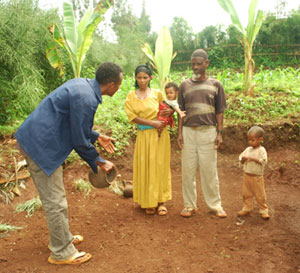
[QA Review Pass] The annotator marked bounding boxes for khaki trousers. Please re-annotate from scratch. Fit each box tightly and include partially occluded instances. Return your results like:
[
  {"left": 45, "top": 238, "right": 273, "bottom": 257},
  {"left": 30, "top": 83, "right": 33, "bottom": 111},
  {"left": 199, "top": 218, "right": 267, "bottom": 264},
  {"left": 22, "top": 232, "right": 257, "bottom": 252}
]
[
  {"left": 181, "top": 126, "right": 223, "bottom": 211},
  {"left": 26, "top": 157, "right": 77, "bottom": 261},
  {"left": 242, "top": 173, "right": 269, "bottom": 214}
]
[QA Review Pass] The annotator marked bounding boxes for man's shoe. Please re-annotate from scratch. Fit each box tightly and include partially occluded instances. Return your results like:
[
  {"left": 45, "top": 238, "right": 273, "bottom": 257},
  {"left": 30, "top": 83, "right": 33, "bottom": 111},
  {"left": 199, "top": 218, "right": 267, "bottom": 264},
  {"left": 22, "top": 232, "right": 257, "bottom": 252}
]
[
  {"left": 216, "top": 209, "right": 227, "bottom": 218},
  {"left": 237, "top": 210, "right": 250, "bottom": 217},
  {"left": 180, "top": 207, "right": 196, "bottom": 217}
]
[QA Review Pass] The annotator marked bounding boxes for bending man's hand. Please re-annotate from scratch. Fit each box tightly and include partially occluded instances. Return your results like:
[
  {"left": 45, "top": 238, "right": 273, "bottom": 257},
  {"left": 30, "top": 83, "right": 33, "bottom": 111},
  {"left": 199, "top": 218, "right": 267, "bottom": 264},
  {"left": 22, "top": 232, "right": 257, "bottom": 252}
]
[
  {"left": 97, "top": 135, "right": 115, "bottom": 154},
  {"left": 96, "top": 160, "right": 115, "bottom": 174}
]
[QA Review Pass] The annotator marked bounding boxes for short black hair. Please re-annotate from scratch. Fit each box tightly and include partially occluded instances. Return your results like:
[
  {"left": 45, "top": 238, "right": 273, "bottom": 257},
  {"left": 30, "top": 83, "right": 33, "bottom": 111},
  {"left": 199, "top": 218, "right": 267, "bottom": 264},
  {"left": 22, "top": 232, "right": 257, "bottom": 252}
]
[
  {"left": 248, "top": 126, "right": 264, "bottom": 138},
  {"left": 165, "top": 82, "right": 179, "bottom": 91},
  {"left": 95, "top": 62, "right": 122, "bottom": 85}
]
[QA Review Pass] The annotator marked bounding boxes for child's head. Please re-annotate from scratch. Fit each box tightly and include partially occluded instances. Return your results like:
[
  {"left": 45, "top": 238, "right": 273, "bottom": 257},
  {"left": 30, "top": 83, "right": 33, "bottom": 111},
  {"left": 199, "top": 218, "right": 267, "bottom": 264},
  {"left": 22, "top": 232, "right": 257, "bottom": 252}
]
[
  {"left": 247, "top": 126, "right": 264, "bottom": 148},
  {"left": 165, "top": 82, "right": 179, "bottom": 101}
]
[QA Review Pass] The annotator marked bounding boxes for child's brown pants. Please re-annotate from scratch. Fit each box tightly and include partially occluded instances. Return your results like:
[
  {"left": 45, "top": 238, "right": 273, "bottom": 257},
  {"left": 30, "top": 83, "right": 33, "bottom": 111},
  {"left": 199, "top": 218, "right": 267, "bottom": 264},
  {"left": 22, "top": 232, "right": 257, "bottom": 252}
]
[{"left": 242, "top": 173, "right": 269, "bottom": 214}]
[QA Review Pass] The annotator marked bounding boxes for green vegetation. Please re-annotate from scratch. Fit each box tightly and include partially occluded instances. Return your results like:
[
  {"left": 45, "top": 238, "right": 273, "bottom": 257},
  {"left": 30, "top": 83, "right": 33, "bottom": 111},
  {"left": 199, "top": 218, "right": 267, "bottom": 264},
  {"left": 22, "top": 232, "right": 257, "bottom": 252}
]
[
  {"left": 142, "top": 26, "right": 176, "bottom": 92},
  {"left": 15, "top": 197, "right": 43, "bottom": 217},
  {"left": 93, "top": 67, "right": 300, "bottom": 154},
  {"left": 0, "top": 0, "right": 299, "bottom": 164},
  {"left": 46, "top": 0, "right": 113, "bottom": 78},
  {"left": 73, "top": 179, "right": 93, "bottom": 196},
  {"left": 217, "top": 0, "right": 264, "bottom": 96},
  {"left": 0, "top": 223, "right": 22, "bottom": 236},
  {"left": 0, "top": 0, "right": 61, "bottom": 126}
]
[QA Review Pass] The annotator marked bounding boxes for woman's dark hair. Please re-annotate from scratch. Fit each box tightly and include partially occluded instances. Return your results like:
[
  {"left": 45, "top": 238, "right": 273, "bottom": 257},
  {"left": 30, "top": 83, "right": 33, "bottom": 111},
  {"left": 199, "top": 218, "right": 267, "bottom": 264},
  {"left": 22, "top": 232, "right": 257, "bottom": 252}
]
[
  {"left": 134, "top": 64, "right": 152, "bottom": 88},
  {"left": 165, "top": 82, "right": 179, "bottom": 91},
  {"left": 95, "top": 62, "right": 122, "bottom": 85}
]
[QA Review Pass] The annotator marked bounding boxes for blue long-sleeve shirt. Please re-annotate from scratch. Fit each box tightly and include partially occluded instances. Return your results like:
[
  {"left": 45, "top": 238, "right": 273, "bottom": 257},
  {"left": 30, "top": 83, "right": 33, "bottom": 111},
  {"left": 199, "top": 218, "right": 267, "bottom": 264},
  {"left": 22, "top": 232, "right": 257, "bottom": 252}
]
[{"left": 15, "top": 78, "right": 106, "bottom": 176}]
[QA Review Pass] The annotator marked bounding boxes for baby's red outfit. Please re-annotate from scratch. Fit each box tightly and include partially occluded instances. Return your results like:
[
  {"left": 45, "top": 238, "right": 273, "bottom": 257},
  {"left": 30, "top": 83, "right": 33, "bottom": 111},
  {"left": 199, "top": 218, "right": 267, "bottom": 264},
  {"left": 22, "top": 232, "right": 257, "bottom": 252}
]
[{"left": 157, "top": 101, "right": 174, "bottom": 128}]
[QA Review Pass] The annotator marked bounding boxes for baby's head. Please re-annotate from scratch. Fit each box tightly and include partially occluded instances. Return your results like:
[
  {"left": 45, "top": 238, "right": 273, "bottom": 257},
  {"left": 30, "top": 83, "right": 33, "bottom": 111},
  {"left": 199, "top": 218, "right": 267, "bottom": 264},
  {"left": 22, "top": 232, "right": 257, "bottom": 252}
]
[
  {"left": 247, "top": 126, "right": 264, "bottom": 148},
  {"left": 165, "top": 82, "right": 179, "bottom": 101}
]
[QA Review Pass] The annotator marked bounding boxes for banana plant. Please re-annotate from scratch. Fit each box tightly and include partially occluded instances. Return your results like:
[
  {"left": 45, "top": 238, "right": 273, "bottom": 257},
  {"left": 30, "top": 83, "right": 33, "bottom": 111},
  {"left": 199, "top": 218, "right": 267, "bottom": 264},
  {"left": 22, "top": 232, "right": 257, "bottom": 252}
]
[
  {"left": 217, "top": 0, "right": 264, "bottom": 96},
  {"left": 46, "top": 0, "right": 114, "bottom": 78},
  {"left": 142, "top": 26, "right": 177, "bottom": 93}
]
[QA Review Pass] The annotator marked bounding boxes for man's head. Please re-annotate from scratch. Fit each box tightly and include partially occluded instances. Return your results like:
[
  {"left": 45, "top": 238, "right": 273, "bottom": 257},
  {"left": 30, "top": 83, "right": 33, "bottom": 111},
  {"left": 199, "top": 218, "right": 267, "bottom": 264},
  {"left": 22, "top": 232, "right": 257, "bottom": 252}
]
[
  {"left": 96, "top": 62, "right": 123, "bottom": 96},
  {"left": 191, "top": 49, "right": 209, "bottom": 80}
]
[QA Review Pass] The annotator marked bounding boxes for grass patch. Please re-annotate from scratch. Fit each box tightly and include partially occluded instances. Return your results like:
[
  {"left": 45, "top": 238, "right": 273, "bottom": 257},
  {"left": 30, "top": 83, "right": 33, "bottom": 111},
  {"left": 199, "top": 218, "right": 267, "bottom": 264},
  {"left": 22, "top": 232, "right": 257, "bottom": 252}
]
[
  {"left": 0, "top": 223, "right": 22, "bottom": 238},
  {"left": 15, "top": 197, "right": 42, "bottom": 217},
  {"left": 73, "top": 179, "right": 93, "bottom": 196},
  {"left": 0, "top": 223, "right": 22, "bottom": 232}
]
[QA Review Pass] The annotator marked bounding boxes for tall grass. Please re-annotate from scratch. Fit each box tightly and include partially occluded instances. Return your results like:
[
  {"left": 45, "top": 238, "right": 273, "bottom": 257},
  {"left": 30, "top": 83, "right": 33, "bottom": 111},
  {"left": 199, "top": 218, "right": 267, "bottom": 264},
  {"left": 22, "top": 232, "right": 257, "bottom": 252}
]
[{"left": 0, "top": 0, "right": 61, "bottom": 126}]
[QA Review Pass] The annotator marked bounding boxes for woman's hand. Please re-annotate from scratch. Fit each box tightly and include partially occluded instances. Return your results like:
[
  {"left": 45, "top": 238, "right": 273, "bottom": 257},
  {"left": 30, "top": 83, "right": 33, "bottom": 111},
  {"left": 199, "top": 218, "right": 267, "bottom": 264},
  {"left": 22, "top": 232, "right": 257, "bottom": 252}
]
[
  {"left": 97, "top": 135, "right": 116, "bottom": 154},
  {"left": 151, "top": 120, "right": 165, "bottom": 130},
  {"left": 159, "top": 107, "right": 174, "bottom": 118}
]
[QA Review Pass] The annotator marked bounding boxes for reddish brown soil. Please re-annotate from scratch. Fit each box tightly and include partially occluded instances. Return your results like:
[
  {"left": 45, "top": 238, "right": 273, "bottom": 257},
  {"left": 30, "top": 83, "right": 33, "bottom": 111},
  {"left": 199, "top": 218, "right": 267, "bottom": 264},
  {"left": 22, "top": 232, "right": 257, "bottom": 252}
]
[{"left": 0, "top": 125, "right": 300, "bottom": 273}]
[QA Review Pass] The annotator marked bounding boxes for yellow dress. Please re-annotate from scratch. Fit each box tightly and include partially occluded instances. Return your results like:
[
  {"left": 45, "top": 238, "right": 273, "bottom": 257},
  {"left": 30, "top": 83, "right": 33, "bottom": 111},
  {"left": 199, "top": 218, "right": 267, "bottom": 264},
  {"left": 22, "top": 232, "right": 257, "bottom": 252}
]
[{"left": 125, "top": 89, "right": 172, "bottom": 208}]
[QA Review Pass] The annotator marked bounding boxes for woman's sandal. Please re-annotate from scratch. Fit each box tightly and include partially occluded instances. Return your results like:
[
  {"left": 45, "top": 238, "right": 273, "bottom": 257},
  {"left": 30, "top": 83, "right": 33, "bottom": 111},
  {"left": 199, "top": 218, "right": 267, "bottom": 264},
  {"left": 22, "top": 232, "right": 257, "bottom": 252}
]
[
  {"left": 145, "top": 208, "right": 156, "bottom": 215},
  {"left": 48, "top": 251, "right": 92, "bottom": 265},
  {"left": 180, "top": 207, "right": 196, "bottom": 218},
  {"left": 157, "top": 205, "right": 168, "bottom": 216}
]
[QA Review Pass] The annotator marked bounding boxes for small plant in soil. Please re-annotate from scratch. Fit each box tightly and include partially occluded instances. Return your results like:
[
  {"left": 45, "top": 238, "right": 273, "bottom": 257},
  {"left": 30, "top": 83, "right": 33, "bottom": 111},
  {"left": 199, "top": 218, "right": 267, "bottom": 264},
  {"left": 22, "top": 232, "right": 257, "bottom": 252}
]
[
  {"left": 73, "top": 179, "right": 93, "bottom": 196},
  {"left": 15, "top": 197, "right": 42, "bottom": 217},
  {"left": 0, "top": 223, "right": 22, "bottom": 238}
]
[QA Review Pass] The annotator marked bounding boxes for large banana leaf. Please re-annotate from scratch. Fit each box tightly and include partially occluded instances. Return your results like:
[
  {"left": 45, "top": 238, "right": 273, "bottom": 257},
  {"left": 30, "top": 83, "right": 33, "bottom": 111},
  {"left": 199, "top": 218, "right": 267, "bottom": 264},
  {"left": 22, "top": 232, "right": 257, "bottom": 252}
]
[
  {"left": 217, "top": 0, "right": 264, "bottom": 95},
  {"left": 46, "top": 0, "right": 113, "bottom": 78},
  {"left": 46, "top": 24, "right": 66, "bottom": 77},
  {"left": 76, "top": 0, "right": 113, "bottom": 76},
  {"left": 63, "top": 2, "right": 78, "bottom": 56},
  {"left": 155, "top": 27, "right": 173, "bottom": 91},
  {"left": 141, "top": 43, "right": 156, "bottom": 68},
  {"left": 247, "top": 9, "right": 264, "bottom": 47},
  {"left": 141, "top": 26, "right": 176, "bottom": 92},
  {"left": 217, "top": 0, "right": 244, "bottom": 34}
]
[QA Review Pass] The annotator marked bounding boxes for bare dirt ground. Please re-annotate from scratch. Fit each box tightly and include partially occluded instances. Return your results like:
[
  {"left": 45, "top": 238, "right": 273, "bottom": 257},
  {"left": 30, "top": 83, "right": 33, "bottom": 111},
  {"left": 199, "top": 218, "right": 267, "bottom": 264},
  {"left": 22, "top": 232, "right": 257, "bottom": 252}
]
[{"left": 0, "top": 124, "right": 299, "bottom": 273}]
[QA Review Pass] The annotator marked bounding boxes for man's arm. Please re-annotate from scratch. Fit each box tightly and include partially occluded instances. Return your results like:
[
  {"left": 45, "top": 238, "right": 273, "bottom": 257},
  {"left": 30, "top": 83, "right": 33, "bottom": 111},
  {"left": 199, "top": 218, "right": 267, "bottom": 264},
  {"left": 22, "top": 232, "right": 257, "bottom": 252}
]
[
  {"left": 177, "top": 113, "right": 184, "bottom": 149},
  {"left": 177, "top": 84, "right": 185, "bottom": 149}
]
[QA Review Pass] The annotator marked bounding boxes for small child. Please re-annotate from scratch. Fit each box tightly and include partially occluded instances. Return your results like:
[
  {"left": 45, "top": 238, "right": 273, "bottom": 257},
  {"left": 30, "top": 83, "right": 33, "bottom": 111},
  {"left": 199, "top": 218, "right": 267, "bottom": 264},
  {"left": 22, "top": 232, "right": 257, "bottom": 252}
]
[
  {"left": 237, "top": 126, "right": 270, "bottom": 220},
  {"left": 157, "top": 82, "right": 186, "bottom": 130}
]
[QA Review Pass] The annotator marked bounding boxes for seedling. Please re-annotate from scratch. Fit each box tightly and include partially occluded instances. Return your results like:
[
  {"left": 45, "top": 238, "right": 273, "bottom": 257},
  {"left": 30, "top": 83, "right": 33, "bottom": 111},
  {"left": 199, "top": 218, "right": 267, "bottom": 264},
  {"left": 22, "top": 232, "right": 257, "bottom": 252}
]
[
  {"left": 73, "top": 179, "right": 93, "bottom": 196},
  {"left": 15, "top": 197, "right": 42, "bottom": 217}
]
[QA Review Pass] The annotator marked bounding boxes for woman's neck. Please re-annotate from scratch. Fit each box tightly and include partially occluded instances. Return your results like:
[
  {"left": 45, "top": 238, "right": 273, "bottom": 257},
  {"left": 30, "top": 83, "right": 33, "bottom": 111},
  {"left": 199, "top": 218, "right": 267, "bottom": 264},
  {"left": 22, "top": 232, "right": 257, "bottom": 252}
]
[
  {"left": 138, "top": 87, "right": 149, "bottom": 92},
  {"left": 136, "top": 87, "right": 150, "bottom": 99}
]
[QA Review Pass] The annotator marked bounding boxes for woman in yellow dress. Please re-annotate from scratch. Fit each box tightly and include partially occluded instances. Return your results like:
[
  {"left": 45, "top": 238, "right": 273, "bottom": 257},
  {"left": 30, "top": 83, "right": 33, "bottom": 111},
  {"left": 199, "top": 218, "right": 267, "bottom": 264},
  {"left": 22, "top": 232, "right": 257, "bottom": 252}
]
[{"left": 125, "top": 64, "right": 172, "bottom": 215}]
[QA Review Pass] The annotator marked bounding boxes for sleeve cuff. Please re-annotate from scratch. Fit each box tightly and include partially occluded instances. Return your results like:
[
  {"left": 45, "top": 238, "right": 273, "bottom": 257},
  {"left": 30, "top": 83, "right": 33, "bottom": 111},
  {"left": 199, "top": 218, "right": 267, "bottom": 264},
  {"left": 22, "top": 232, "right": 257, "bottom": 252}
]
[
  {"left": 90, "top": 131, "right": 100, "bottom": 144},
  {"left": 90, "top": 156, "right": 106, "bottom": 173}
]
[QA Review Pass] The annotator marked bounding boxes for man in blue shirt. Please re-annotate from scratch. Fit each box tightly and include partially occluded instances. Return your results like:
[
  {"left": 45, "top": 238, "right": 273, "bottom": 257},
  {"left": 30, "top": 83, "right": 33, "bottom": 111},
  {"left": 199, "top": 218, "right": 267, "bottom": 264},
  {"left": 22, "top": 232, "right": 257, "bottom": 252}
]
[{"left": 15, "top": 62, "right": 123, "bottom": 265}]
